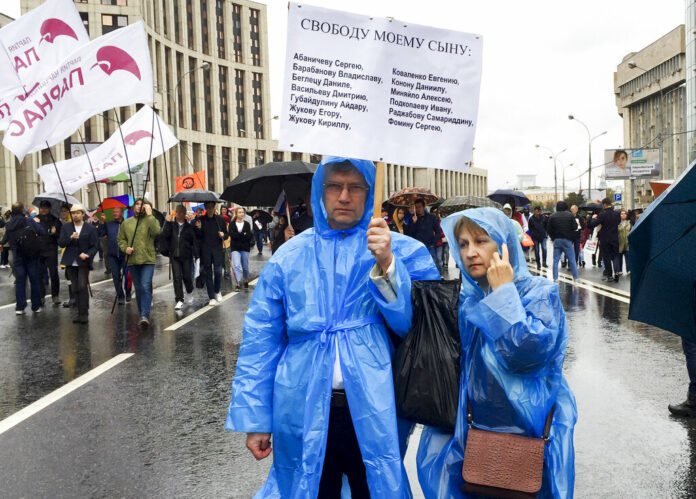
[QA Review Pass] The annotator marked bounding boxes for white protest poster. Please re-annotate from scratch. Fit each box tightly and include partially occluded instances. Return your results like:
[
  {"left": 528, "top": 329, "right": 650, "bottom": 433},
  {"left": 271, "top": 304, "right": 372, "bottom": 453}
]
[
  {"left": 0, "top": 0, "right": 90, "bottom": 131},
  {"left": 2, "top": 21, "right": 153, "bottom": 161},
  {"left": 37, "top": 106, "right": 177, "bottom": 194},
  {"left": 279, "top": 3, "right": 482, "bottom": 171}
]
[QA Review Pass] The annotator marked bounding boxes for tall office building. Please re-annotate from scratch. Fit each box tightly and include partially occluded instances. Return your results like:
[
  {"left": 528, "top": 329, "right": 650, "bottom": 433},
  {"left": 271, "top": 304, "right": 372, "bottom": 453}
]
[{"left": 0, "top": 1, "right": 487, "bottom": 209}]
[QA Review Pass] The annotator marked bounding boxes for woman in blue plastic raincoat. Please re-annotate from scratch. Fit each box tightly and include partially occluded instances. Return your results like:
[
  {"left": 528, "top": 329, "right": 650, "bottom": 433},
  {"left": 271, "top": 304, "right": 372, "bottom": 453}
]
[
  {"left": 226, "top": 157, "right": 439, "bottom": 498},
  {"left": 417, "top": 207, "right": 577, "bottom": 498}
]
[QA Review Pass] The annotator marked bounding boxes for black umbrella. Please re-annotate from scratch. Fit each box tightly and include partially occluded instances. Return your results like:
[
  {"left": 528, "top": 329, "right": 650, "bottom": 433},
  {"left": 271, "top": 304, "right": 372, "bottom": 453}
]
[
  {"left": 249, "top": 209, "right": 273, "bottom": 224},
  {"left": 33, "top": 192, "right": 81, "bottom": 218},
  {"left": 487, "top": 189, "right": 531, "bottom": 207},
  {"left": 220, "top": 160, "right": 317, "bottom": 207},
  {"left": 579, "top": 202, "right": 602, "bottom": 211},
  {"left": 168, "top": 189, "right": 221, "bottom": 203}
]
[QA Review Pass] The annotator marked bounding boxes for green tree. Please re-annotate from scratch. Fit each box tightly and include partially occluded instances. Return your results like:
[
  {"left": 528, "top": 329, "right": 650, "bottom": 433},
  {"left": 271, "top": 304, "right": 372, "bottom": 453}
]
[
  {"left": 543, "top": 200, "right": 556, "bottom": 212},
  {"left": 604, "top": 188, "right": 615, "bottom": 203},
  {"left": 564, "top": 191, "right": 586, "bottom": 208}
]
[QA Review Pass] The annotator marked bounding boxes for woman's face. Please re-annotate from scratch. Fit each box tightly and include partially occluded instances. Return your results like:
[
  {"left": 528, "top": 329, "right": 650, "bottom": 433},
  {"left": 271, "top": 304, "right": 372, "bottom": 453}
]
[
  {"left": 620, "top": 210, "right": 627, "bottom": 221},
  {"left": 457, "top": 227, "right": 499, "bottom": 280},
  {"left": 615, "top": 153, "right": 628, "bottom": 169},
  {"left": 236, "top": 208, "right": 245, "bottom": 221},
  {"left": 396, "top": 208, "right": 404, "bottom": 222}
]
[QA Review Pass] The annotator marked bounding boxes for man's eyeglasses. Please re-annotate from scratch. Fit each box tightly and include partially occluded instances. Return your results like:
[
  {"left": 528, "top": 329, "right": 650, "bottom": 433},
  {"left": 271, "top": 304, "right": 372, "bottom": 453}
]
[{"left": 323, "top": 182, "right": 369, "bottom": 197}]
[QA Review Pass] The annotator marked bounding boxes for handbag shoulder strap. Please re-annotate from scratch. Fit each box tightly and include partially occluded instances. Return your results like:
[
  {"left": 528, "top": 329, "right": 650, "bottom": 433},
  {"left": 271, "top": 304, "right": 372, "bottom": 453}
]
[{"left": 467, "top": 397, "right": 555, "bottom": 443}]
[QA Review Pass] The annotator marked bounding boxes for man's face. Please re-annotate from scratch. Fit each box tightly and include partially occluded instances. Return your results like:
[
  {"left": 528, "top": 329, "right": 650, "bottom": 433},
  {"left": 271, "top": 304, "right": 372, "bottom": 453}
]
[
  {"left": 415, "top": 202, "right": 425, "bottom": 216},
  {"left": 112, "top": 207, "right": 123, "bottom": 220},
  {"left": 570, "top": 205, "right": 578, "bottom": 216},
  {"left": 175, "top": 207, "right": 186, "bottom": 220},
  {"left": 534, "top": 208, "right": 541, "bottom": 216},
  {"left": 39, "top": 205, "right": 50, "bottom": 216},
  {"left": 204, "top": 202, "right": 216, "bottom": 215},
  {"left": 323, "top": 168, "right": 368, "bottom": 230},
  {"left": 61, "top": 208, "right": 70, "bottom": 220},
  {"left": 71, "top": 210, "right": 84, "bottom": 223}
]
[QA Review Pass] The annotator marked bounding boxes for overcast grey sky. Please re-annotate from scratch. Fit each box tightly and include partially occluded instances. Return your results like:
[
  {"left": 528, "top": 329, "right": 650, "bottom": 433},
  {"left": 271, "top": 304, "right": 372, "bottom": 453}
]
[{"left": 1, "top": 0, "right": 685, "bottom": 191}]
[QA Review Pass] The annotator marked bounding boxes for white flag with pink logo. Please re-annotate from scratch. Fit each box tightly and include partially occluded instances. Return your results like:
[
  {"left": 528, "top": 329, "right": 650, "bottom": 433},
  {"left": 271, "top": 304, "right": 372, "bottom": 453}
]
[
  {"left": 2, "top": 20, "right": 153, "bottom": 161},
  {"left": 0, "top": 0, "right": 90, "bottom": 131},
  {"left": 37, "top": 105, "right": 177, "bottom": 194}
]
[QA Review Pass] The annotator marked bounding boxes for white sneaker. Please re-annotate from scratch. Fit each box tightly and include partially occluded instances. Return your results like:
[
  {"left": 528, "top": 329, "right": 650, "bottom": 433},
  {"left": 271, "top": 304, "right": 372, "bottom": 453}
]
[
  {"left": 174, "top": 301, "right": 184, "bottom": 310},
  {"left": 15, "top": 309, "right": 25, "bottom": 315},
  {"left": 209, "top": 299, "right": 217, "bottom": 306},
  {"left": 215, "top": 292, "right": 223, "bottom": 302},
  {"left": 33, "top": 307, "right": 42, "bottom": 313},
  {"left": 186, "top": 295, "right": 194, "bottom": 304}
]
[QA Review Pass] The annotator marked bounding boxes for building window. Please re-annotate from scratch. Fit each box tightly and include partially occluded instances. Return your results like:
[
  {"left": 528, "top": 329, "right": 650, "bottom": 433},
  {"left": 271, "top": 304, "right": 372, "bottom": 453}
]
[
  {"left": 173, "top": 0, "right": 181, "bottom": 44},
  {"left": 310, "top": 154, "right": 322, "bottom": 164},
  {"left": 176, "top": 52, "right": 184, "bottom": 125},
  {"left": 101, "top": 14, "right": 127, "bottom": 34},
  {"left": 152, "top": 0, "right": 160, "bottom": 32},
  {"left": 238, "top": 148, "right": 248, "bottom": 171},
  {"left": 232, "top": 3, "right": 243, "bottom": 63},
  {"left": 186, "top": 1, "right": 194, "bottom": 50},
  {"left": 79, "top": 12, "right": 89, "bottom": 36},
  {"left": 201, "top": 0, "right": 210, "bottom": 55},
  {"left": 165, "top": 47, "right": 173, "bottom": 119},
  {"left": 252, "top": 72, "right": 263, "bottom": 139},
  {"left": 193, "top": 142, "right": 201, "bottom": 172},
  {"left": 235, "top": 69, "right": 246, "bottom": 137},
  {"left": 222, "top": 146, "right": 231, "bottom": 184},
  {"left": 189, "top": 57, "right": 198, "bottom": 131},
  {"left": 291, "top": 152, "right": 302, "bottom": 161},
  {"left": 255, "top": 150, "right": 265, "bottom": 166},
  {"left": 162, "top": 0, "right": 168, "bottom": 36},
  {"left": 103, "top": 111, "right": 111, "bottom": 139},
  {"left": 273, "top": 151, "right": 284, "bottom": 162},
  {"left": 204, "top": 65, "right": 212, "bottom": 133},
  {"left": 216, "top": 0, "right": 225, "bottom": 59},
  {"left": 207, "top": 145, "right": 215, "bottom": 191},
  {"left": 75, "top": 0, "right": 88, "bottom": 3},
  {"left": 219, "top": 66, "right": 229, "bottom": 135},
  {"left": 101, "top": 0, "right": 127, "bottom": 5},
  {"left": 249, "top": 8, "right": 261, "bottom": 66}
]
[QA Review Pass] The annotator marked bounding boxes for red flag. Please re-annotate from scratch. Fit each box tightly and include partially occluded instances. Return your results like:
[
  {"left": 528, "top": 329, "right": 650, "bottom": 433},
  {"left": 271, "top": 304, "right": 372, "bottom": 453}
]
[{"left": 176, "top": 170, "right": 206, "bottom": 192}]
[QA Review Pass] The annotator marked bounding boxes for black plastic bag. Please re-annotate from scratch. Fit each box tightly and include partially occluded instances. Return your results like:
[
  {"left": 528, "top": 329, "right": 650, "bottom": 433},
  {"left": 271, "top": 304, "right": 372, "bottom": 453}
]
[{"left": 393, "top": 278, "right": 461, "bottom": 431}]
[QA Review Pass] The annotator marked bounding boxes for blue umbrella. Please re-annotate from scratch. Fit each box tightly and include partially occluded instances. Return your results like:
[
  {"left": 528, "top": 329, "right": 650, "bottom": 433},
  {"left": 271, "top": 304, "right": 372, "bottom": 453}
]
[{"left": 628, "top": 160, "right": 696, "bottom": 341}]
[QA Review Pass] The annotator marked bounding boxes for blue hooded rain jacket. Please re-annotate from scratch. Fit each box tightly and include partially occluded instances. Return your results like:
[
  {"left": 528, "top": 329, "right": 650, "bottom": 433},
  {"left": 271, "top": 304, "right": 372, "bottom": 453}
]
[
  {"left": 226, "top": 157, "right": 439, "bottom": 498},
  {"left": 416, "top": 207, "right": 577, "bottom": 498}
]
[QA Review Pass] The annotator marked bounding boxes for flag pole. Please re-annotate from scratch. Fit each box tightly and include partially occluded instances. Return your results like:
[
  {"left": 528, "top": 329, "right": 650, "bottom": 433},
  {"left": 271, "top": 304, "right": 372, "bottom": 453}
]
[
  {"left": 76, "top": 128, "right": 104, "bottom": 210},
  {"left": 373, "top": 161, "right": 385, "bottom": 218}
]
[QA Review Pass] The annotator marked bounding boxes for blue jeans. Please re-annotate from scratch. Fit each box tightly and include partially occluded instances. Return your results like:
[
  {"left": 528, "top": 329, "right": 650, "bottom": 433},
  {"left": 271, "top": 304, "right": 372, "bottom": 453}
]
[
  {"left": 232, "top": 251, "right": 250, "bottom": 281},
  {"left": 109, "top": 254, "right": 130, "bottom": 298},
  {"left": 683, "top": 338, "right": 696, "bottom": 396},
  {"left": 128, "top": 264, "right": 154, "bottom": 318},
  {"left": 13, "top": 252, "right": 43, "bottom": 311},
  {"left": 533, "top": 237, "right": 547, "bottom": 267},
  {"left": 428, "top": 246, "right": 443, "bottom": 274},
  {"left": 553, "top": 239, "right": 578, "bottom": 280},
  {"left": 255, "top": 231, "right": 265, "bottom": 253}
]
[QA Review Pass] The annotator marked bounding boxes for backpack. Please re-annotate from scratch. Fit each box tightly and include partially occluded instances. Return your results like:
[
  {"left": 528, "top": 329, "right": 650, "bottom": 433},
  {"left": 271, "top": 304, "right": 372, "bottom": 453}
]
[{"left": 15, "top": 224, "right": 42, "bottom": 258}]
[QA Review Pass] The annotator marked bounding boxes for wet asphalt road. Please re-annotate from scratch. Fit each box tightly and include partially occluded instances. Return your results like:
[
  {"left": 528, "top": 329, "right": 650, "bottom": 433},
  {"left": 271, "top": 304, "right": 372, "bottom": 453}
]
[{"left": 0, "top": 250, "right": 694, "bottom": 498}]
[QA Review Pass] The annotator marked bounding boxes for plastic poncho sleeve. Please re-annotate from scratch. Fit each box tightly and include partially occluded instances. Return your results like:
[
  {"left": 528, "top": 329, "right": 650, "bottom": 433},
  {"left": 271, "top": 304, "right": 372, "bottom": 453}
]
[
  {"left": 226, "top": 260, "right": 288, "bottom": 433},
  {"left": 368, "top": 256, "right": 413, "bottom": 337},
  {"left": 466, "top": 281, "right": 564, "bottom": 374}
]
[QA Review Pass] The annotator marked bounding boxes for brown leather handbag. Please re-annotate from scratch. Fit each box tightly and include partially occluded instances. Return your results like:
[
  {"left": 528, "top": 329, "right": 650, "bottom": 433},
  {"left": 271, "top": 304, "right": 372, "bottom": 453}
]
[{"left": 461, "top": 399, "right": 555, "bottom": 498}]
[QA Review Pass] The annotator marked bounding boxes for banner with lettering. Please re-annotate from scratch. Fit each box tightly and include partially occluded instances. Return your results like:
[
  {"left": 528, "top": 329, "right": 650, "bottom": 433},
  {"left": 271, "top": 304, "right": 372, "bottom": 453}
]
[
  {"left": 0, "top": 0, "right": 90, "bottom": 131},
  {"left": 279, "top": 3, "right": 482, "bottom": 171},
  {"left": 37, "top": 105, "right": 176, "bottom": 193},
  {"left": 2, "top": 20, "right": 153, "bottom": 161}
]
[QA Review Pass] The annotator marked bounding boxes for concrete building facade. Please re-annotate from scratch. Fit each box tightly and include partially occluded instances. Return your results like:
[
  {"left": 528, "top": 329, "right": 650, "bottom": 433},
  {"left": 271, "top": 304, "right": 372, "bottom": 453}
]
[
  {"left": 0, "top": 1, "right": 487, "bottom": 210},
  {"left": 614, "top": 25, "right": 687, "bottom": 208}
]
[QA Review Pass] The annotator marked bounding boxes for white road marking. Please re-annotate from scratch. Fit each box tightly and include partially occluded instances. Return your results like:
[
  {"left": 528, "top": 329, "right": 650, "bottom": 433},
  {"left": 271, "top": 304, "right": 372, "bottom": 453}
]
[
  {"left": 163, "top": 278, "right": 258, "bottom": 332},
  {"left": 0, "top": 276, "right": 113, "bottom": 311},
  {"left": 0, "top": 353, "right": 134, "bottom": 436},
  {"left": 529, "top": 267, "right": 631, "bottom": 304}
]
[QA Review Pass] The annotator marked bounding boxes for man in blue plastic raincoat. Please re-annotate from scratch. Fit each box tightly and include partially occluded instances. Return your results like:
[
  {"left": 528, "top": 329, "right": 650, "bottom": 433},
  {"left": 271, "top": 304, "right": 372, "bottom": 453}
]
[
  {"left": 226, "top": 157, "right": 439, "bottom": 498},
  {"left": 416, "top": 208, "right": 577, "bottom": 498}
]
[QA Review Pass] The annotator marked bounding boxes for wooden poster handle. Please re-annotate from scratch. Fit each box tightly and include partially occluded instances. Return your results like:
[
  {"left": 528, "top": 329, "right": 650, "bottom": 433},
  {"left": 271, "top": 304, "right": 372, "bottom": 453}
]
[{"left": 373, "top": 161, "right": 385, "bottom": 218}]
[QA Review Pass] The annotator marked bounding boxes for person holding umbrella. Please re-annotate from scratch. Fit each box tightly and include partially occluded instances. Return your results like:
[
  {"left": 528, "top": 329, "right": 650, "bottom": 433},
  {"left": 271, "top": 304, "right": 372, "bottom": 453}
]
[
  {"left": 229, "top": 207, "right": 253, "bottom": 290},
  {"left": 195, "top": 201, "right": 229, "bottom": 305},
  {"left": 58, "top": 204, "right": 98, "bottom": 324},
  {"left": 99, "top": 206, "right": 131, "bottom": 304}
]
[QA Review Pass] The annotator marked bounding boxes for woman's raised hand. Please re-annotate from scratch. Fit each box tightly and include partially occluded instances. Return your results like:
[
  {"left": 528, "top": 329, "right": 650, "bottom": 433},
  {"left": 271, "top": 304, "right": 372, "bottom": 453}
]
[{"left": 487, "top": 243, "right": 514, "bottom": 291}]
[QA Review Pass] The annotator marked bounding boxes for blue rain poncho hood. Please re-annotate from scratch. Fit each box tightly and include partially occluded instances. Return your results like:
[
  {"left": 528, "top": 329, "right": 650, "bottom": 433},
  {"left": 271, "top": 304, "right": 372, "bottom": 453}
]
[
  {"left": 417, "top": 207, "right": 577, "bottom": 498},
  {"left": 226, "top": 156, "right": 439, "bottom": 498}
]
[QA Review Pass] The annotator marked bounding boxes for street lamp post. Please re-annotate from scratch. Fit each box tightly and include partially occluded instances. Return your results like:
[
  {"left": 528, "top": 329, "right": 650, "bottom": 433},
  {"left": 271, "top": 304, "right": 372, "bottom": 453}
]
[
  {"left": 568, "top": 115, "right": 606, "bottom": 201},
  {"left": 172, "top": 62, "right": 210, "bottom": 178},
  {"left": 535, "top": 144, "right": 566, "bottom": 203},
  {"left": 561, "top": 162, "right": 577, "bottom": 200}
]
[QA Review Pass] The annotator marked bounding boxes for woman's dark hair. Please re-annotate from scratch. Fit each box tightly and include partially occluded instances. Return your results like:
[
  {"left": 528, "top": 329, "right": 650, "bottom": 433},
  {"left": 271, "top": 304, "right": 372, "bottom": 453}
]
[{"left": 613, "top": 149, "right": 628, "bottom": 163}]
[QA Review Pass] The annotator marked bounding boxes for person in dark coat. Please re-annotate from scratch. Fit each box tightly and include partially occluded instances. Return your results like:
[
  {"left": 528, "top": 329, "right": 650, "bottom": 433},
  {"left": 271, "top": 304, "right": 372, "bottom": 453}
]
[
  {"left": 251, "top": 212, "right": 268, "bottom": 255},
  {"left": 229, "top": 206, "right": 254, "bottom": 290},
  {"left": 547, "top": 201, "right": 578, "bottom": 281},
  {"left": 162, "top": 205, "right": 198, "bottom": 309},
  {"left": 58, "top": 204, "right": 98, "bottom": 323},
  {"left": 405, "top": 198, "right": 441, "bottom": 272},
  {"left": 271, "top": 214, "right": 288, "bottom": 254},
  {"left": 589, "top": 197, "right": 621, "bottom": 282},
  {"left": 195, "top": 201, "right": 229, "bottom": 305},
  {"left": 37, "top": 200, "right": 62, "bottom": 304},
  {"left": 98, "top": 206, "right": 131, "bottom": 304},
  {"left": 528, "top": 205, "right": 548, "bottom": 270},
  {"left": 1, "top": 202, "right": 46, "bottom": 314}
]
